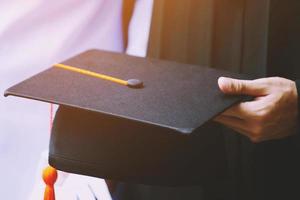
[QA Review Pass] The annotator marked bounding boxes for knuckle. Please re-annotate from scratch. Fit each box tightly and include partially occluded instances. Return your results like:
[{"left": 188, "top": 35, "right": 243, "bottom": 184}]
[
  {"left": 234, "top": 81, "right": 244, "bottom": 93},
  {"left": 228, "top": 80, "right": 237, "bottom": 92},
  {"left": 271, "top": 77, "right": 294, "bottom": 92},
  {"left": 285, "top": 82, "right": 296, "bottom": 94},
  {"left": 263, "top": 77, "right": 282, "bottom": 88}
]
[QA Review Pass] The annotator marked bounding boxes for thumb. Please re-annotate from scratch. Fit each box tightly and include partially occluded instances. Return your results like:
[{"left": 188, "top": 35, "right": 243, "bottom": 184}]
[{"left": 218, "top": 77, "right": 266, "bottom": 96}]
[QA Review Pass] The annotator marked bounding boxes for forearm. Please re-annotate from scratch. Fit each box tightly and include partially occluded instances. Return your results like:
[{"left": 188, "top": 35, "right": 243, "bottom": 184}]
[{"left": 126, "top": 0, "right": 154, "bottom": 57}]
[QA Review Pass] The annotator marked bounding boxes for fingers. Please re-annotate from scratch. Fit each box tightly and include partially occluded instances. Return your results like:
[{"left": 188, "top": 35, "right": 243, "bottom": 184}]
[
  {"left": 214, "top": 113, "right": 289, "bottom": 143},
  {"left": 214, "top": 115, "right": 263, "bottom": 143},
  {"left": 214, "top": 115, "right": 250, "bottom": 133},
  {"left": 216, "top": 77, "right": 298, "bottom": 143},
  {"left": 214, "top": 115, "right": 259, "bottom": 141},
  {"left": 220, "top": 101, "right": 257, "bottom": 119},
  {"left": 218, "top": 77, "right": 268, "bottom": 96}
]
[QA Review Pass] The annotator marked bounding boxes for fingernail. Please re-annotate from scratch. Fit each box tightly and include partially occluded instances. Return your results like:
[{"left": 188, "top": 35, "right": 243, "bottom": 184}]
[{"left": 218, "top": 77, "right": 230, "bottom": 92}]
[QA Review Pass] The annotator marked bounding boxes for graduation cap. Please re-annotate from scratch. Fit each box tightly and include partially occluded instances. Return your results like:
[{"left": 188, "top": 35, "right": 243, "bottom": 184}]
[{"left": 4, "top": 49, "right": 252, "bottom": 186}]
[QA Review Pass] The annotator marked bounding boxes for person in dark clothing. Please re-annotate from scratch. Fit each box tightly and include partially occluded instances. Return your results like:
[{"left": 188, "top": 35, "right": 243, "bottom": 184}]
[{"left": 214, "top": 77, "right": 299, "bottom": 143}]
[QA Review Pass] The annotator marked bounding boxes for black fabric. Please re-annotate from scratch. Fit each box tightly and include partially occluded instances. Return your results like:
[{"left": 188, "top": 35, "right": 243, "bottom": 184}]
[
  {"left": 266, "top": 0, "right": 300, "bottom": 80},
  {"left": 252, "top": 81, "right": 300, "bottom": 200},
  {"left": 253, "top": 137, "right": 300, "bottom": 200},
  {"left": 50, "top": 106, "right": 227, "bottom": 186},
  {"left": 5, "top": 49, "right": 251, "bottom": 134},
  {"left": 112, "top": 183, "right": 203, "bottom": 200},
  {"left": 254, "top": 1, "right": 300, "bottom": 199}
]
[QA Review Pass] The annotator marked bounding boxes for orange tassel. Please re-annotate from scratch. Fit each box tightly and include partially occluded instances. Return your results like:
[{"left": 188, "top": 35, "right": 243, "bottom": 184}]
[{"left": 43, "top": 166, "right": 57, "bottom": 200}]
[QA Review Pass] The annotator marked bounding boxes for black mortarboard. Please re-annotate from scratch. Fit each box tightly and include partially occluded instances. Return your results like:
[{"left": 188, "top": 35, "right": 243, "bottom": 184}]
[{"left": 4, "top": 49, "right": 251, "bottom": 186}]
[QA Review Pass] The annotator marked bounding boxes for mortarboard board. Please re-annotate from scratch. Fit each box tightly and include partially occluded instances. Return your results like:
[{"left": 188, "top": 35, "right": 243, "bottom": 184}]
[{"left": 4, "top": 49, "right": 252, "bottom": 186}]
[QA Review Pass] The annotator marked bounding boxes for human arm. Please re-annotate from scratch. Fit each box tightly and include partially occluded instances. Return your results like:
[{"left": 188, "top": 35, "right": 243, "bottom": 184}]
[
  {"left": 125, "top": 0, "right": 154, "bottom": 57},
  {"left": 214, "top": 77, "right": 299, "bottom": 143}
]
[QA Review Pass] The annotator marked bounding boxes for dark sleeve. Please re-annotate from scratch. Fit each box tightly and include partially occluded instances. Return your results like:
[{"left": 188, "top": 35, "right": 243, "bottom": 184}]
[
  {"left": 296, "top": 80, "right": 300, "bottom": 121},
  {"left": 293, "top": 80, "right": 300, "bottom": 148}
]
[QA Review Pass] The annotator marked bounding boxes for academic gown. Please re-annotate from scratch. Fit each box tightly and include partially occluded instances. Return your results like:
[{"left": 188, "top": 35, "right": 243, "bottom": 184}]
[
  {"left": 252, "top": 1, "right": 300, "bottom": 198},
  {"left": 251, "top": 80, "right": 300, "bottom": 200},
  {"left": 114, "top": 0, "right": 300, "bottom": 200}
]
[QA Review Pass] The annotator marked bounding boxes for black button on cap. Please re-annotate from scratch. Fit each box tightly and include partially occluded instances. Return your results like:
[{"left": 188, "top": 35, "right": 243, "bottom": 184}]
[{"left": 127, "top": 79, "right": 143, "bottom": 88}]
